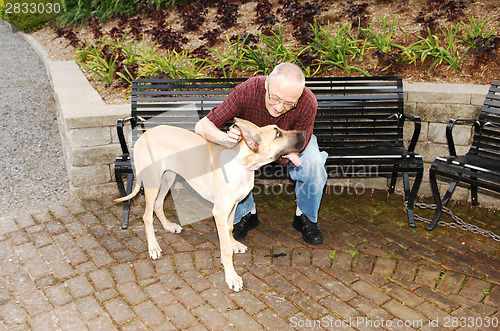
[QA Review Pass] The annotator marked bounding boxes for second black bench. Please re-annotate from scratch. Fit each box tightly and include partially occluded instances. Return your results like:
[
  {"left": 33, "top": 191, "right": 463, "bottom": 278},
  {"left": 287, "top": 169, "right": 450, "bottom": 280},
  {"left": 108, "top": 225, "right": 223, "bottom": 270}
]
[{"left": 427, "top": 81, "right": 500, "bottom": 231}]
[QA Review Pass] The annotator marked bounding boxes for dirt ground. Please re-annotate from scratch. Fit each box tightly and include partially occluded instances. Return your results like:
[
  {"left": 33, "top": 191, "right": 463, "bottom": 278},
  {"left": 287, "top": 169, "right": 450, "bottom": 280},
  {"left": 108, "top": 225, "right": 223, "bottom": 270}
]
[{"left": 30, "top": 0, "right": 500, "bottom": 104}]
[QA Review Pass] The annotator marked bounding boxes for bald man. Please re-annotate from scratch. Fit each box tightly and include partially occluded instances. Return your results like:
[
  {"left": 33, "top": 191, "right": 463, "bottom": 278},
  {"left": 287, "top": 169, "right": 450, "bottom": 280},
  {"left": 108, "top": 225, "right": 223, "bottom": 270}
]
[{"left": 195, "top": 63, "right": 327, "bottom": 244}]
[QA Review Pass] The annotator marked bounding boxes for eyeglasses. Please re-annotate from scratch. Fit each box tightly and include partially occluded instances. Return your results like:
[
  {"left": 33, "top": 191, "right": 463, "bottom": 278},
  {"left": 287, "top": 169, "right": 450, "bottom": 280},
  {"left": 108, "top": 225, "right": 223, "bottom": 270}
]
[{"left": 267, "top": 88, "right": 298, "bottom": 110}]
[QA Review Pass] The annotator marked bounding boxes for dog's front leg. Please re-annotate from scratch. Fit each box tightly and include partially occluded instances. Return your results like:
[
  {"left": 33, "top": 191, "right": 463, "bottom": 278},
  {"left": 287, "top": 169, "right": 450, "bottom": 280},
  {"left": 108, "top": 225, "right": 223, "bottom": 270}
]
[{"left": 214, "top": 206, "right": 243, "bottom": 292}]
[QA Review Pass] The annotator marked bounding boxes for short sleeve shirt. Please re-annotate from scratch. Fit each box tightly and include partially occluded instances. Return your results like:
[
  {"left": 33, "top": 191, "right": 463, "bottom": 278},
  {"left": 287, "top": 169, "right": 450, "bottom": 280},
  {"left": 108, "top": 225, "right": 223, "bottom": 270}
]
[{"left": 206, "top": 76, "right": 317, "bottom": 147}]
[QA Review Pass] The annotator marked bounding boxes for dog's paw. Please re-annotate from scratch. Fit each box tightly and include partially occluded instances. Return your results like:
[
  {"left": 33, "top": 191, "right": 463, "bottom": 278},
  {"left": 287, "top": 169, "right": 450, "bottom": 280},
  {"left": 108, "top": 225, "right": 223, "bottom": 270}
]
[
  {"left": 226, "top": 274, "right": 244, "bottom": 292},
  {"left": 232, "top": 241, "right": 248, "bottom": 254},
  {"left": 148, "top": 242, "right": 162, "bottom": 260},
  {"left": 165, "top": 223, "right": 182, "bottom": 234}
]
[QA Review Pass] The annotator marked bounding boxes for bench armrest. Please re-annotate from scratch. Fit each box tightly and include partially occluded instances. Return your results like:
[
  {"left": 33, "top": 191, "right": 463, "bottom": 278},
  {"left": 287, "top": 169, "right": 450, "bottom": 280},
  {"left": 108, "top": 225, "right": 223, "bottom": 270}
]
[
  {"left": 116, "top": 116, "right": 137, "bottom": 156},
  {"left": 446, "top": 119, "right": 480, "bottom": 156},
  {"left": 403, "top": 114, "right": 421, "bottom": 153}
]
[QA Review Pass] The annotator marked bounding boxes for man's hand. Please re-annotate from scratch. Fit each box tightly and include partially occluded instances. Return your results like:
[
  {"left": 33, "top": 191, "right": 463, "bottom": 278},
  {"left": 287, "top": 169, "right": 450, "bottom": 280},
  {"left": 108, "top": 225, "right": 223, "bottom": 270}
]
[{"left": 225, "top": 125, "right": 243, "bottom": 148}]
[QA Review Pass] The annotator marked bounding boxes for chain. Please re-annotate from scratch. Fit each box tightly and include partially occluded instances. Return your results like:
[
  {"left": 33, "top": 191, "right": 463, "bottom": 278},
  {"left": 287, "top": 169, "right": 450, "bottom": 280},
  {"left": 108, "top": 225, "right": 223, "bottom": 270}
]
[{"left": 404, "top": 202, "right": 500, "bottom": 242}]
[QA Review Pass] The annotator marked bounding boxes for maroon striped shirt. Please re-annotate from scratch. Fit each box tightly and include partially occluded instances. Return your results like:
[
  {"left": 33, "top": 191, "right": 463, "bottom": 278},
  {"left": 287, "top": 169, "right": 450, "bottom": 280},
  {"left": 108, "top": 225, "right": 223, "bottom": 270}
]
[{"left": 206, "top": 76, "right": 317, "bottom": 147}]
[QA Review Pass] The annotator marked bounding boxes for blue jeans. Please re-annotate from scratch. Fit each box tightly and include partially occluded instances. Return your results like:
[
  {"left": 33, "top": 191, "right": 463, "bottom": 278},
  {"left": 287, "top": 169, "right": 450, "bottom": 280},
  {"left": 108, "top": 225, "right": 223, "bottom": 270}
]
[{"left": 234, "top": 135, "right": 328, "bottom": 224}]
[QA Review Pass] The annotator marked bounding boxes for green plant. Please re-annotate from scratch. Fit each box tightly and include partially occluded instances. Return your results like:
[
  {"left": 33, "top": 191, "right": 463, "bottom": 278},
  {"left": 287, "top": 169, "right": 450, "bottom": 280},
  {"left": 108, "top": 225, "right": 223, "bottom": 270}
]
[
  {"left": 309, "top": 20, "right": 370, "bottom": 76},
  {"left": 207, "top": 35, "right": 247, "bottom": 78},
  {"left": 361, "top": 16, "right": 405, "bottom": 54},
  {"left": 76, "top": 38, "right": 119, "bottom": 89},
  {"left": 408, "top": 27, "right": 468, "bottom": 72},
  {"left": 459, "top": 17, "right": 500, "bottom": 48},
  {"left": 240, "top": 27, "right": 313, "bottom": 76}
]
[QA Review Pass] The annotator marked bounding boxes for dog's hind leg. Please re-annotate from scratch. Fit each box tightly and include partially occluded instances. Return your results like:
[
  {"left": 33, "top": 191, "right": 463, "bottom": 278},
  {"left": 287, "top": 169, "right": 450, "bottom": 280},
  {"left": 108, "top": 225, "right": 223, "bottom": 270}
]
[
  {"left": 143, "top": 186, "right": 163, "bottom": 260},
  {"left": 155, "top": 171, "right": 182, "bottom": 234}
]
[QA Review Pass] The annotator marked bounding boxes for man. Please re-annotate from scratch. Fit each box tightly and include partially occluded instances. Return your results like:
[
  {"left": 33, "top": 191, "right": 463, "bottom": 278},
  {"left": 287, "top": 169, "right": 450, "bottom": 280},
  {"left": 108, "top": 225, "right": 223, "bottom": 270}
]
[{"left": 195, "top": 62, "right": 327, "bottom": 244}]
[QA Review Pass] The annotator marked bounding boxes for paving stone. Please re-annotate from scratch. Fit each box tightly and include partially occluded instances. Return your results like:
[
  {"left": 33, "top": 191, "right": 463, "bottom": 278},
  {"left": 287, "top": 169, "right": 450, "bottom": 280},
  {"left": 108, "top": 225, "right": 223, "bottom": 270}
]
[
  {"left": 290, "top": 292, "right": 329, "bottom": 319},
  {"left": 65, "top": 275, "right": 94, "bottom": 299},
  {"left": 111, "top": 263, "right": 136, "bottom": 284},
  {"left": 229, "top": 290, "right": 266, "bottom": 315},
  {"left": 28, "top": 311, "right": 58, "bottom": 331},
  {"left": 191, "top": 304, "right": 230, "bottom": 330},
  {"left": 18, "top": 290, "right": 52, "bottom": 316},
  {"left": 253, "top": 308, "right": 295, "bottom": 331},
  {"left": 86, "top": 315, "right": 116, "bottom": 330},
  {"left": 459, "top": 277, "right": 492, "bottom": 302},
  {"left": 44, "top": 284, "right": 73, "bottom": 307},
  {"left": 224, "top": 308, "right": 264, "bottom": 330},
  {"left": 53, "top": 303, "right": 88, "bottom": 330},
  {"left": 348, "top": 296, "right": 393, "bottom": 321},
  {"left": 415, "top": 265, "right": 442, "bottom": 286},
  {"left": 380, "top": 282, "right": 424, "bottom": 308},
  {"left": 74, "top": 296, "right": 104, "bottom": 321},
  {"left": 260, "top": 291, "right": 299, "bottom": 318},
  {"left": 143, "top": 282, "right": 176, "bottom": 307},
  {"left": 414, "top": 286, "right": 460, "bottom": 312},
  {"left": 173, "top": 285, "right": 205, "bottom": 309},
  {"left": 436, "top": 270, "right": 466, "bottom": 295},
  {"left": 351, "top": 280, "right": 391, "bottom": 305},
  {"left": 117, "top": 282, "right": 148, "bottom": 305},
  {"left": 163, "top": 302, "right": 199, "bottom": 330},
  {"left": 133, "top": 300, "right": 168, "bottom": 327},
  {"left": 382, "top": 299, "right": 427, "bottom": 324},
  {"left": 319, "top": 295, "right": 363, "bottom": 320},
  {"left": 263, "top": 273, "right": 299, "bottom": 297},
  {"left": 103, "top": 297, "right": 136, "bottom": 325},
  {"left": 292, "top": 276, "right": 329, "bottom": 300},
  {"left": 0, "top": 301, "right": 29, "bottom": 326},
  {"left": 89, "top": 269, "right": 115, "bottom": 291}
]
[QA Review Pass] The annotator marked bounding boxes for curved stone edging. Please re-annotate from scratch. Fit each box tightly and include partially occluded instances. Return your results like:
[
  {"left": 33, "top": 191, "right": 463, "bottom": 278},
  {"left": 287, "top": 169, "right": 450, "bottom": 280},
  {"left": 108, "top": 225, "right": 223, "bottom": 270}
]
[{"left": 19, "top": 28, "right": 498, "bottom": 206}]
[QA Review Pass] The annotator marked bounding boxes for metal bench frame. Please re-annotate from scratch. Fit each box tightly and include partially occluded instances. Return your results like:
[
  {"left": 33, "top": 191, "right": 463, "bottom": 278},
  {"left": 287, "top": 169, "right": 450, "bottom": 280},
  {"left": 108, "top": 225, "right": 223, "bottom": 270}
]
[
  {"left": 115, "top": 76, "right": 423, "bottom": 229},
  {"left": 427, "top": 81, "right": 500, "bottom": 231}
]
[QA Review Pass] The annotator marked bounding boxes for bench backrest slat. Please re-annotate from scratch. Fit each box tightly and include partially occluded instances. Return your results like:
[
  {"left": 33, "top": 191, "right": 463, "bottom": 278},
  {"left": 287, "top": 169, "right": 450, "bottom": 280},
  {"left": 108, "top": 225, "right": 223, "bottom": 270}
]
[
  {"left": 130, "top": 76, "right": 405, "bottom": 152},
  {"left": 472, "top": 81, "right": 500, "bottom": 161}
]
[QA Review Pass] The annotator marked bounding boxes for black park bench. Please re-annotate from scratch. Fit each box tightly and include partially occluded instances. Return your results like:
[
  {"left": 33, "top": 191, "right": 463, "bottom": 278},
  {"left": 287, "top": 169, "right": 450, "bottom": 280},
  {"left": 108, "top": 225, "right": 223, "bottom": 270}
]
[
  {"left": 115, "top": 76, "right": 423, "bottom": 229},
  {"left": 427, "top": 81, "right": 500, "bottom": 231}
]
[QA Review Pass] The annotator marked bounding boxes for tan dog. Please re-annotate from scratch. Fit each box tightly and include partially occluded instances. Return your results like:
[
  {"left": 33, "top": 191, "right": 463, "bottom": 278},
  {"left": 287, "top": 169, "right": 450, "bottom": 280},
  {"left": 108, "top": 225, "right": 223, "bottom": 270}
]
[{"left": 115, "top": 118, "right": 306, "bottom": 291}]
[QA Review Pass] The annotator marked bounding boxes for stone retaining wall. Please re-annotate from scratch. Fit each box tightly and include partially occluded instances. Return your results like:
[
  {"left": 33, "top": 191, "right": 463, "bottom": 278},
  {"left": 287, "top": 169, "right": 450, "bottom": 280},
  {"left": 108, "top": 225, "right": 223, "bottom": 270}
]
[{"left": 43, "top": 56, "right": 498, "bottom": 206}]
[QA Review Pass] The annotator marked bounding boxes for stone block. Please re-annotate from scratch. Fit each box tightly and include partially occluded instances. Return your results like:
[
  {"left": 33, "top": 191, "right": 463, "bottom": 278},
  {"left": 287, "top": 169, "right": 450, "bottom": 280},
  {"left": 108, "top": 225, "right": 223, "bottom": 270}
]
[
  {"left": 68, "top": 127, "right": 112, "bottom": 148},
  {"left": 414, "top": 103, "right": 479, "bottom": 123},
  {"left": 71, "top": 182, "right": 120, "bottom": 200},
  {"left": 427, "top": 123, "right": 472, "bottom": 145},
  {"left": 404, "top": 121, "right": 428, "bottom": 143},
  {"left": 471, "top": 84, "right": 490, "bottom": 105},
  {"left": 68, "top": 165, "right": 111, "bottom": 188},
  {"left": 407, "top": 82, "right": 473, "bottom": 104},
  {"left": 68, "top": 144, "right": 122, "bottom": 167}
]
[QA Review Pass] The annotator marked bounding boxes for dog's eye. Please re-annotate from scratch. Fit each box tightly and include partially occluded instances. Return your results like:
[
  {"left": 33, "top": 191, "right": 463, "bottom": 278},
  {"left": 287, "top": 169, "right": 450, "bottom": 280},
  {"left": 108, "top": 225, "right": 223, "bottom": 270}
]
[{"left": 275, "top": 129, "right": 282, "bottom": 138}]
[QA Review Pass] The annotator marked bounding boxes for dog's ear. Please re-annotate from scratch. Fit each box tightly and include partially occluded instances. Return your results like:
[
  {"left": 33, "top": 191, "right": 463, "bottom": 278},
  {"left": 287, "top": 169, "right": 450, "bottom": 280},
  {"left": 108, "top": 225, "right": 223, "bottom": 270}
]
[{"left": 233, "top": 118, "right": 261, "bottom": 153}]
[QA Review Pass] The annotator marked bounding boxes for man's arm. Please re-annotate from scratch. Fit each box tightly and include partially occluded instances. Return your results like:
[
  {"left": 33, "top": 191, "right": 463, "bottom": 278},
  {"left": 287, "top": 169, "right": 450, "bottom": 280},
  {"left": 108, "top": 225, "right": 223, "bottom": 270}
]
[{"left": 195, "top": 116, "right": 242, "bottom": 148}]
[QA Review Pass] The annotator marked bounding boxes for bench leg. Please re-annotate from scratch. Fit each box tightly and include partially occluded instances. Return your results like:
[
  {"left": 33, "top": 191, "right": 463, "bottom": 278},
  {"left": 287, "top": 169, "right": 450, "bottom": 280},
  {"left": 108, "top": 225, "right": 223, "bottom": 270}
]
[
  {"left": 389, "top": 168, "right": 398, "bottom": 194},
  {"left": 471, "top": 176, "right": 479, "bottom": 206},
  {"left": 403, "top": 166, "right": 423, "bottom": 229},
  {"left": 427, "top": 166, "right": 459, "bottom": 231},
  {"left": 121, "top": 173, "right": 134, "bottom": 229},
  {"left": 115, "top": 168, "right": 127, "bottom": 198}
]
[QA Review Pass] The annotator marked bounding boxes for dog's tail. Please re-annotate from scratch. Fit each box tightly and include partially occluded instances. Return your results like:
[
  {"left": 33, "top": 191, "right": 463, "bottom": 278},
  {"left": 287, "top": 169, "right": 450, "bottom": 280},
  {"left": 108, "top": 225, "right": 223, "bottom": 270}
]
[{"left": 114, "top": 179, "right": 141, "bottom": 203}]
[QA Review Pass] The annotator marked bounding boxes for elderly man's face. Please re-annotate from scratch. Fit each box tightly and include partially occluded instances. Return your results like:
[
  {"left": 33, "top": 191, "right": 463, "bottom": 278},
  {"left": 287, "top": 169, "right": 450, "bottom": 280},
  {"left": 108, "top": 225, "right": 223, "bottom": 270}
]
[{"left": 265, "top": 76, "right": 303, "bottom": 118}]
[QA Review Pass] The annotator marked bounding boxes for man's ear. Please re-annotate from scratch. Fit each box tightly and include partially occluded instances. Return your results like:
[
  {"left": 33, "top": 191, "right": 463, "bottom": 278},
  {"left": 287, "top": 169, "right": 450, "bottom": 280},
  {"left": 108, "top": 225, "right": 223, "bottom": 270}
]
[{"left": 233, "top": 118, "right": 261, "bottom": 153}]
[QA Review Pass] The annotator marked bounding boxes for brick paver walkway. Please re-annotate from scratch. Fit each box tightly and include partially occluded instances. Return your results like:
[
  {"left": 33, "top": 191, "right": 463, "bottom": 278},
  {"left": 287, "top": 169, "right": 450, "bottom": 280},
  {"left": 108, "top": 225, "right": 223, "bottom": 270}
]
[{"left": 0, "top": 188, "right": 498, "bottom": 330}]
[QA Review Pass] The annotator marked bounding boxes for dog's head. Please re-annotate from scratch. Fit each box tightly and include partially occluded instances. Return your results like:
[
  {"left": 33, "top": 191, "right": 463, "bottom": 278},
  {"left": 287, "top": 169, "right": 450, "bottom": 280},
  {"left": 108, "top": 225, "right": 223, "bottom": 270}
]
[{"left": 233, "top": 118, "right": 306, "bottom": 169}]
